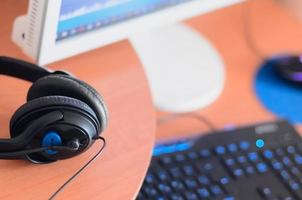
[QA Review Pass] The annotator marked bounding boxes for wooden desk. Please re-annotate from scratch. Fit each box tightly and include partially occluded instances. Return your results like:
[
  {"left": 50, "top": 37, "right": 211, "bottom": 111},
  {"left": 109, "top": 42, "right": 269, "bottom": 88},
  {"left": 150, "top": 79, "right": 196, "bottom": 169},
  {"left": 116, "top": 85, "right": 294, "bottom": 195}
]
[
  {"left": 0, "top": 1, "right": 155, "bottom": 199},
  {"left": 157, "top": 0, "right": 302, "bottom": 140}
]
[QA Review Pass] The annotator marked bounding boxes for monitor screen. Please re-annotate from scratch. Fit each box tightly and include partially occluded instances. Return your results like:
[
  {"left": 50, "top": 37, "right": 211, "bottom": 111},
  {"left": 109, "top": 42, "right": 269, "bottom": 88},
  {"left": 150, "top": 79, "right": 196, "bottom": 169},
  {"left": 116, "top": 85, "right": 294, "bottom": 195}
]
[{"left": 57, "top": 0, "right": 194, "bottom": 41}]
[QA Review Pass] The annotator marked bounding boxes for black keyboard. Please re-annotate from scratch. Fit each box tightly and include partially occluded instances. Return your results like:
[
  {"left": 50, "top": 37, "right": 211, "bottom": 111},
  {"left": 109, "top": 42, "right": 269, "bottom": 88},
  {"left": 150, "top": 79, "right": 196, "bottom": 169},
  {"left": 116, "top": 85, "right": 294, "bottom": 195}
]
[{"left": 137, "top": 120, "right": 302, "bottom": 200}]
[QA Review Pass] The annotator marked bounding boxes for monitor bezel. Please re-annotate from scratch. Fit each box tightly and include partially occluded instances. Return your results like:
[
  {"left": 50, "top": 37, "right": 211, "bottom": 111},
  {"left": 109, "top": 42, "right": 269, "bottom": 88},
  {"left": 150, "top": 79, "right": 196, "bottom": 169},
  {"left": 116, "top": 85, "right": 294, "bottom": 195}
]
[{"left": 34, "top": 0, "right": 242, "bottom": 65}]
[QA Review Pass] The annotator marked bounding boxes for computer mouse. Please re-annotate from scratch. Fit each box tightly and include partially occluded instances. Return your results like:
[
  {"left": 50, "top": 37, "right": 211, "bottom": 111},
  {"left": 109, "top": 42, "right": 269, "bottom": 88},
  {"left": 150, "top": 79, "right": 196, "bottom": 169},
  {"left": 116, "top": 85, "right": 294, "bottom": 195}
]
[{"left": 268, "top": 55, "right": 302, "bottom": 83}]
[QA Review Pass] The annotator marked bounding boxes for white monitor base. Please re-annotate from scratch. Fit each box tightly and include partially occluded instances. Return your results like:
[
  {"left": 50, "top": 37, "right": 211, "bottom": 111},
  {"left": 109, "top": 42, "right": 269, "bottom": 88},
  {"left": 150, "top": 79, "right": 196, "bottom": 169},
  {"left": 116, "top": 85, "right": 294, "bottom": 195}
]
[{"left": 130, "top": 23, "right": 225, "bottom": 113}]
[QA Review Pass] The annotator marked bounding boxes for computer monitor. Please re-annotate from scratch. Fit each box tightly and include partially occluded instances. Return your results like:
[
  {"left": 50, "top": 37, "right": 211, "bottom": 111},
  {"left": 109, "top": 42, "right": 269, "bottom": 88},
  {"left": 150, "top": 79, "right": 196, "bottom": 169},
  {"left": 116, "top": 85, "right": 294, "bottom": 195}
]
[{"left": 12, "top": 0, "right": 242, "bottom": 112}]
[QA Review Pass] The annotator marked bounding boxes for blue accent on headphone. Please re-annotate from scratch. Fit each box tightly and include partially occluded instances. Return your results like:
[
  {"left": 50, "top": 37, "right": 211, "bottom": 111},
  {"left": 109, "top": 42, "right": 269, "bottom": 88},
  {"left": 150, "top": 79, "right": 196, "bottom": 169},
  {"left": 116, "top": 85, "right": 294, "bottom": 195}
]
[{"left": 41, "top": 131, "right": 62, "bottom": 155}]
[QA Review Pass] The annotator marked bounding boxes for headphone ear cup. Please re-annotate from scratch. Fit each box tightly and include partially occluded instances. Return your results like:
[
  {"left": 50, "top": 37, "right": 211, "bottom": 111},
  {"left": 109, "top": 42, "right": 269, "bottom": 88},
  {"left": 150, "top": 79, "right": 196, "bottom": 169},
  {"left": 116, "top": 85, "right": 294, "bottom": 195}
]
[
  {"left": 10, "top": 96, "right": 99, "bottom": 138},
  {"left": 27, "top": 75, "right": 108, "bottom": 132}
]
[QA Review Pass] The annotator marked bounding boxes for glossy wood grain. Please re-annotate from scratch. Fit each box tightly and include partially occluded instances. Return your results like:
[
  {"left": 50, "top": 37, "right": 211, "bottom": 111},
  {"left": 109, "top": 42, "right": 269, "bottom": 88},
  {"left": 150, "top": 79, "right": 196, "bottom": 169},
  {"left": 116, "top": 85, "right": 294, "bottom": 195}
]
[
  {"left": 157, "top": 0, "right": 302, "bottom": 140},
  {"left": 0, "top": 1, "right": 155, "bottom": 199}
]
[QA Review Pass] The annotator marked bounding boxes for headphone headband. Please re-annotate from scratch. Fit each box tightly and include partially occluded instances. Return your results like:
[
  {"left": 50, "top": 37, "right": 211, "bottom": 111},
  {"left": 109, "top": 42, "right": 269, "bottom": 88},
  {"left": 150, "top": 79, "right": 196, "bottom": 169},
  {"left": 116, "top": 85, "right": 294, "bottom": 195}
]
[{"left": 0, "top": 56, "right": 52, "bottom": 82}]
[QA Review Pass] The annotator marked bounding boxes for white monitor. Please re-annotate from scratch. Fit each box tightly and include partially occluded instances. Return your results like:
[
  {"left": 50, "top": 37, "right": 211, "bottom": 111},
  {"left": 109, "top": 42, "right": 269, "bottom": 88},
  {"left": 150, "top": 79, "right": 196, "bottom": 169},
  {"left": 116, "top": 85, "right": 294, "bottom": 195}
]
[{"left": 12, "top": 0, "right": 242, "bottom": 112}]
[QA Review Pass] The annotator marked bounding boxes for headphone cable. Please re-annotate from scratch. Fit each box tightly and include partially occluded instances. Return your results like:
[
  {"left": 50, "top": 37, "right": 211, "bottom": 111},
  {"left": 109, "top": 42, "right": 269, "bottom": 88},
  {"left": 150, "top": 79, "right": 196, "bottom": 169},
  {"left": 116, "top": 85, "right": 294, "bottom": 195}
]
[
  {"left": 157, "top": 112, "right": 217, "bottom": 132},
  {"left": 49, "top": 136, "right": 106, "bottom": 200},
  {"left": 242, "top": 0, "right": 267, "bottom": 61}
]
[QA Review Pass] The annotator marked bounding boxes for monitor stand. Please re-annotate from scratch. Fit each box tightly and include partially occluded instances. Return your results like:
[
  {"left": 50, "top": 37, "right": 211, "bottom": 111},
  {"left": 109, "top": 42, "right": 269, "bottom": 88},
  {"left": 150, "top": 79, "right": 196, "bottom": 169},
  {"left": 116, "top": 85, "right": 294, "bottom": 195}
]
[{"left": 130, "top": 23, "right": 225, "bottom": 113}]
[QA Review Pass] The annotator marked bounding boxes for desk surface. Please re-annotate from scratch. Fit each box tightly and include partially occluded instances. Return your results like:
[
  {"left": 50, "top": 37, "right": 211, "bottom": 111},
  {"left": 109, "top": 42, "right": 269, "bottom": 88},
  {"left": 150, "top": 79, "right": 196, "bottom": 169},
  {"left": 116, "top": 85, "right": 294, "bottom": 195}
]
[
  {"left": 0, "top": 1, "right": 155, "bottom": 199},
  {"left": 157, "top": 0, "right": 302, "bottom": 140}
]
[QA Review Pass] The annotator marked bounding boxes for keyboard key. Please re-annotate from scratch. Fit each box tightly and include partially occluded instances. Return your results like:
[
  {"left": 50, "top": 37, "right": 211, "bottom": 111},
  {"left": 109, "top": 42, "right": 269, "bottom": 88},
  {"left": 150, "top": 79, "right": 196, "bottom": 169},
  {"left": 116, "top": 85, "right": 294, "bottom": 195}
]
[
  {"left": 220, "top": 177, "right": 230, "bottom": 185},
  {"left": 158, "top": 183, "right": 172, "bottom": 193},
  {"left": 187, "top": 151, "right": 198, "bottom": 160},
  {"left": 287, "top": 146, "right": 296, "bottom": 154},
  {"left": 227, "top": 143, "right": 238, "bottom": 153},
  {"left": 248, "top": 152, "right": 259, "bottom": 162},
  {"left": 210, "top": 185, "right": 223, "bottom": 196},
  {"left": 272, "top": 160, "right": 283, "bottom": 171},
  {"left": 263, "top": 150, "right": 274, "bottom": 159},
  {"left": 233, "top": 168, "right": 244, "bottom": 178},
  {"left": 223, "top": 196, "right": 235, "bottom": 200},
  {"left": 145, "top": 174, "right": 155, "bottom": 184},
  {"left": 160, "top": 156, "right": 173, "bottom": 165},
  {"left": 282, "top": 157, "right": 292, "bottom": 166},
  {"left": 237, "top": 155, "right": 247, "bottom": 163},
  {"left": 185, "top": 191, "right": 198, "bottom": 200},
  {"left": 280, "top": 170, "right": 291, "bottom": 181},
  {"left": 197, "top": 188, "right": 210, "bottom": 198},
  {"left": 171, "top": 194, "right": 185, "bottom": 200},
  {"left": 175, "top": 154, "right": 186, "bottom": 162},
  {"left": 157, "top": 170, "right": 169, "bottom": 181},
  {"left": 198, "top": 175, "right": 210, "bottom": 185},
  {"left": 215, "top": 146, "right": 226, "bottom": 155},
  {"left": 171, "top": 180, "right": 185, "bottom": 191},
  {"left": 289, "top": 180, "right": 300, "bottom": 191},
  {"left": 225, "top": 158, "right": 236, "bottom": 166},
  {"left": 290, "top": 167, "right": 302, "bottom": 177},
  {"left": 294, "top": 154, "right": 302, "bottom": 165},
  {"left": 239, "top": 141, "right": 250, "bottom": 150},
  {"left": 183, "top": 165, "right": 195, "bottom": 176},
  {"left": 257, "top": 187, "right": 273, "bottom": 198},
  {"left": 199, "top": 149, "right": 211, "bottom": 158},
  {"left": 256, "top": 162, "right": 268, "bottom": 173},
  {"left": 169, "top": 167, "right": 182, "bottom": 178},
  {"left": 143, "top": 186, "right": 158, "bottom": 196},
  {"left": 184, "top": 178, "right": 198, "bottom": 189},
  {"left": 275, "top": 148, "right": 286, "bottom": 157},
  {"left": 245, "top": 165, "right": 255, "bottom": 175},
  {"left": 197, "top": 162, "right": 214, "bottom": 172}
]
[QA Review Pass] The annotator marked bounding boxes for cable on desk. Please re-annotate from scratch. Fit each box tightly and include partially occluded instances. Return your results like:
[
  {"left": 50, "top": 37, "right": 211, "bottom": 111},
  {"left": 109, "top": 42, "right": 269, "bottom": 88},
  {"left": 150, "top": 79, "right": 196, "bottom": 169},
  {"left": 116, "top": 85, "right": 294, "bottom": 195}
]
[
  {"left": 157, "top": 112, "right": 217, "bottom": 132},
  {"left": 49, "top": 137, "right": 106, "bottom": 200},
  {"left": 242, "top": 0, "right": 268, "bottom": 61}
]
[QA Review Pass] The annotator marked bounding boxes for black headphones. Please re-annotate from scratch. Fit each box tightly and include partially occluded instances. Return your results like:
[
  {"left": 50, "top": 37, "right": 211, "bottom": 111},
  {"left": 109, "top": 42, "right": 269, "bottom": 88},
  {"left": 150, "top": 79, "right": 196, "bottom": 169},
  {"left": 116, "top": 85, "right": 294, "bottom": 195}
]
[{"left": 0, "top": 56, "right": 108, "bottom": 164}]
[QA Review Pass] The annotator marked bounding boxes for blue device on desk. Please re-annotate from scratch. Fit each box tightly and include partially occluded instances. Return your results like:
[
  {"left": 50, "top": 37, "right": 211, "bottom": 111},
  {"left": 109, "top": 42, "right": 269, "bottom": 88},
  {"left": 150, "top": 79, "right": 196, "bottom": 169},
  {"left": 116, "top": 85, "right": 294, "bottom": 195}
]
[
  {"left": 255, "top": 55, "right": 302, "bottom": 123},
  {"left": 137, "top": 120, "right": 302, "bottom": 200}
]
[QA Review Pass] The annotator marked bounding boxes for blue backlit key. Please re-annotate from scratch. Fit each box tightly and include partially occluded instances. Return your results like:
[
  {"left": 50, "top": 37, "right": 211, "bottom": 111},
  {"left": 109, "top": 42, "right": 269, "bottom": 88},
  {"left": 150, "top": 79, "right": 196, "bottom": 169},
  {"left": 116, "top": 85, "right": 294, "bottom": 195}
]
[
  {"left": 233, "top": 168, "right": 244, "bottom": 177},
  {"left": 283, "top": 156, "right": 292, "bottom": 166},
  {"left": 183, "top": 165, "right": 194, "bottom": 176},
  {"left": 294, "top": 154, "right": 302, "bottom": 165},
  {"left": 185, "top": 192, "right": 198, "bottom": 200},
  {"left": 225, "top": 158, "right": 236, "bottom": 166},
  {"left": 198, "top": 175, "right": 210, "bottom": 185},
  {"left": 237, "top": 155, "right": 247, "bottom": 164},
  {"left": 220, "top": 177, "right": 230, "bottom": 185},
  {"left": 287, "top": 146, "right": 296, "bottom": 154},
  {"left": 158, "top": 183, "right": 172, "bottom": 193},
  {"left": 199, "top": 149, "right": 211, "bottom": 158},
  {"left": 263, "top": 150, "right": 274, "bottom": 159},
  {"left": 187, "top": 151, "right": 198, "bottom": 160},
  {"left": 223, "top": 196, "right": 235, "bottom": 200},
  {"left": 197, "top": 188, "right": 210, "bottom": 198},
  {"left": 272, "top": 160, "right": 283, "bottom": 171},
  {"left": 256, "top": 162, "right": 268, "bottom": 173},
  {"left": 215, "top": 145, "right": 226, "bottom": 155},
  {"left": 248, "top": 152, "right": 259, "bottom": 162},
  {"left": 227, "top": 143, "right": 238, "bottom": 153},
  {"left": 171, "top": 180, "right": 185, "bottom": 191},
  {"left": 210, "top": 185, "right": 223, "bottom": 196},
  {"left": 175, "top": 154, "right": 186, "bottom": 162},
  {"left": 245, "top": 165, "right": 255, "bottom": 175},
  {"left": 239, "top": 141, "right": 250, "bottom": 150}
]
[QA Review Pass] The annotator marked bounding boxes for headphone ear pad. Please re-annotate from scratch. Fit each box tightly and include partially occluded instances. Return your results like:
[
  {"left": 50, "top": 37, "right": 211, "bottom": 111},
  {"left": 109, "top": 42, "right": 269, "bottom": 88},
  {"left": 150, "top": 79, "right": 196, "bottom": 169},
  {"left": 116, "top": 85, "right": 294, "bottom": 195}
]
[
  {"left": 10, "top": 96, "right": 98, "bottom": 138},
  {"left": 27, "top": 75, "right": 108, "bottom": 132}
]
